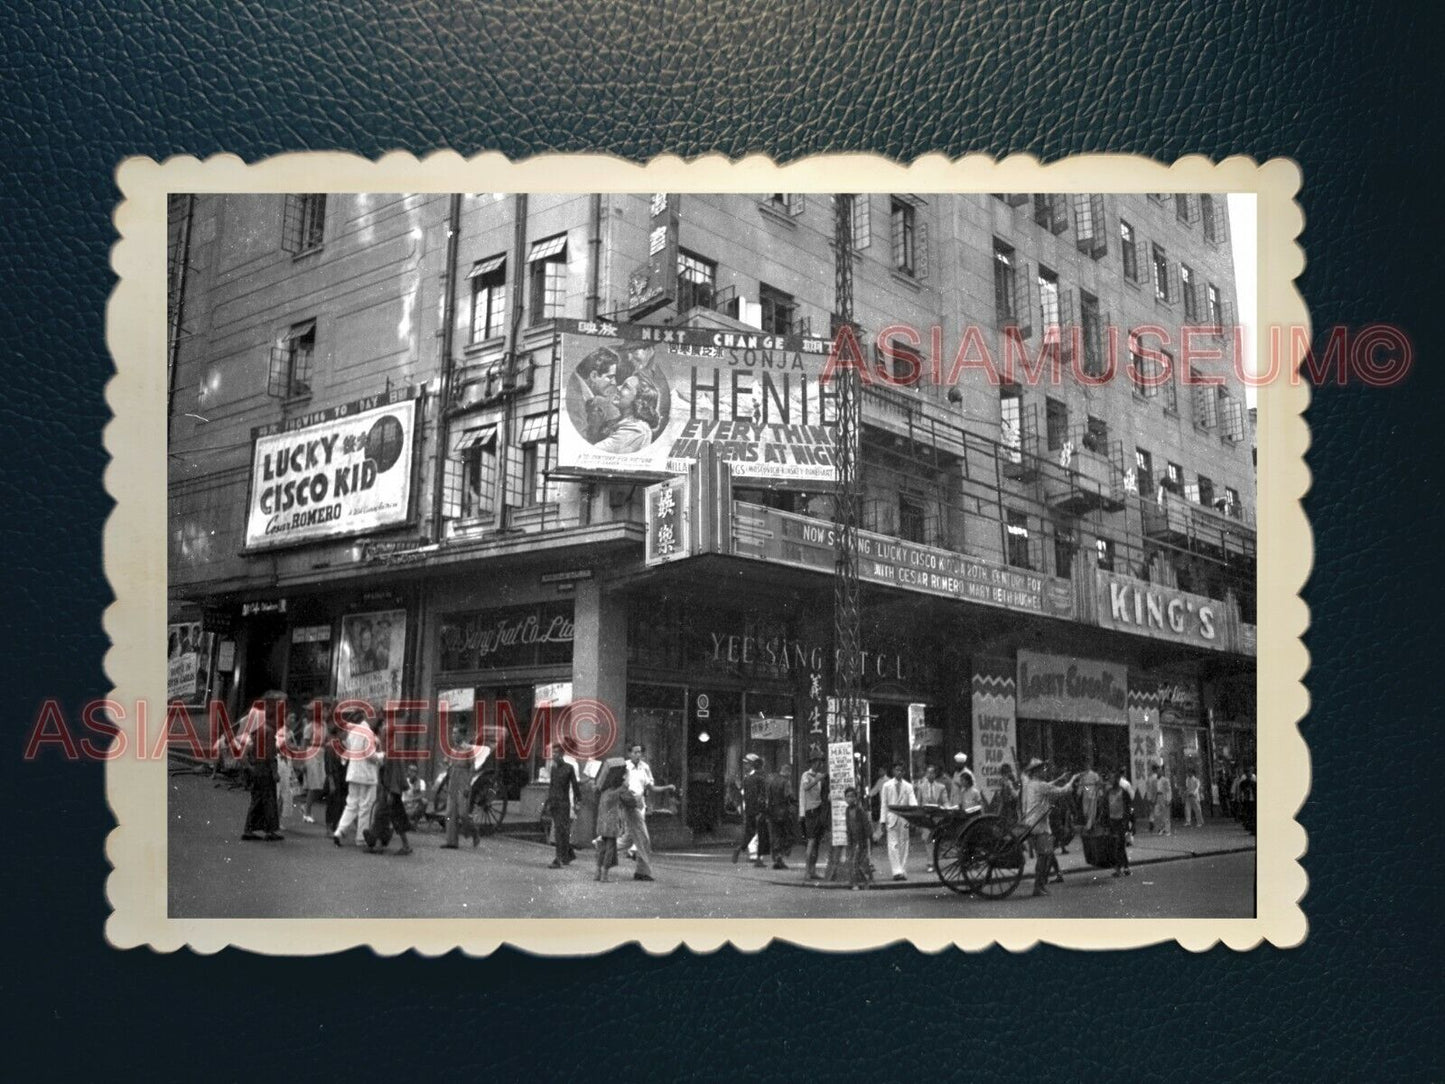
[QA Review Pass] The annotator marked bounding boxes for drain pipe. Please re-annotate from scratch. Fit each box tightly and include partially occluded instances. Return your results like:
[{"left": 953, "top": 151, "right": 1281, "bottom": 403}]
[
  {"left": 166, "top": 194, "right": 195, "bottom": 441},
  {"left": 581, "top": 193, "right": 604, "bottom": 525},
  {"left": 430, "top": 193, "right": 463, "bottom": 541},
  {"left": 496, "top": 193, "right": 529, "bottom": 529}
]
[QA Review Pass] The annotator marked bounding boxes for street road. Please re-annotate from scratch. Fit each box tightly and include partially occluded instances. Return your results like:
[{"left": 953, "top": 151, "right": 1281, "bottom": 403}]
[{"left": 169, "top": 772, "right": 1254, "bottom": 919}]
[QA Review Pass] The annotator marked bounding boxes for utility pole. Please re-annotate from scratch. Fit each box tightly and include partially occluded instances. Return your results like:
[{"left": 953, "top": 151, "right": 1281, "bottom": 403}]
[{"left": 830, "top": 194, "right": 865, "bottom": 881}]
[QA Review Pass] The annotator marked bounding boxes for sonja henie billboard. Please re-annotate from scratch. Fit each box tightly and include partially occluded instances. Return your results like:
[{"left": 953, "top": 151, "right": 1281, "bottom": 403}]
[{"left": 556, "top": 319, "right": 838, "bottom": 483}]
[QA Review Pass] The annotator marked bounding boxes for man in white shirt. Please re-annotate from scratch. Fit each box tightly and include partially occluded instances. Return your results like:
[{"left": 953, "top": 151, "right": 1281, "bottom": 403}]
[
  {"left": 1183, "top": 768, "right": 1204, "bottom": 827},
  {"left": 332, "top": 709, "right": 383, "bottom": 849},
  {"left": 615, "top": 742, "right": 674, "bottom": 882},
  {"left": 878, "top": 763, "right": 917, "bottom": 881}
]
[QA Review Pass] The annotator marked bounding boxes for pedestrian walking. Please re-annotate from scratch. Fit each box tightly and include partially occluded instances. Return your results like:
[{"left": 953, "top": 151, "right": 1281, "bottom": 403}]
[
  {"left": 1152, "top": 766, "right": 1173, "bottom": 835},
  {"left": 732, "top": 753, "right": 766, "bottom": 867},
  {"left": 878, "top": 763, "right": 917, "bottom": 881},
  {"left": 593, "top": 760, "right": 627, "bottom": 883},
  {"left": 240, "top": 691, "right": 286, "bottom": 841},
  {"left": 615, "top": 742, "right": 675, "bottom": 882},
  {"left": 843, "top": 786, "right": 873, "bottom": 889},
  {"left": 1076, "top": 760, "right": 1102, "bottom": 830},
  {"left": 375, "top": 725, "right": 413, "bottom": 856},
  {"left": 298, "top": 699, "right": 328, "bottom": 825},
  {"left": 332, "top": 708, "right": 382, "bottom": 849},
  {"left": 916, "top": 764, "right": 949, "bottom": 871},
  {"left": 1021, "top": 758, "right": 1078, "bottom": 898},
  {"left": 1183, "top": 767, "right": 1205, "bottom": 827},
  {"left": 764, "top": 762, "right": 795, "bottom": 870},
  {"left": 1105, "top": 770, "right": 1133, "bottom": 877},
  {"left": 323, "top": 714, "right": 347, "bottom": 834},
  {"left": 994, "top": 762, "right": 1021, "bottom": 826},
  {"left": 544, "top": 744, "right": 580, "bottom": 868},
  {"left": 441, "top": 721, "right": 480, "bottom": 849},
  {"left": 277, "top": 706, "right": 299, "bottom": 825},
  {"left": 798, "top": 755, "right": 828, "bottom": 881},
  {"left": 1239, "top": 767, "right": 1257, "bottom": 835}
]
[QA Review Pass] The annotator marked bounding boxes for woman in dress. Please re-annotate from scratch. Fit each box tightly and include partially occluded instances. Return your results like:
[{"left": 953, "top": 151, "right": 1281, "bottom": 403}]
[{"left": 299, "top": 699, "right": 329, "bottom": 824}]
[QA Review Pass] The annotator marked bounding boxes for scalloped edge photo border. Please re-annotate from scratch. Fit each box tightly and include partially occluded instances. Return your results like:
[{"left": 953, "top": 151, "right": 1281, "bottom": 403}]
[{"left": 105, "top": 151, "right": 1308, "bottom": 954}]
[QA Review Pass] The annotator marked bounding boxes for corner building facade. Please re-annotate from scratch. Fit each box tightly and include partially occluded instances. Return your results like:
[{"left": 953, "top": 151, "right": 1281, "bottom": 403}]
[{"left": 168, "top": 191, "right": 1256, "bottom": 839}]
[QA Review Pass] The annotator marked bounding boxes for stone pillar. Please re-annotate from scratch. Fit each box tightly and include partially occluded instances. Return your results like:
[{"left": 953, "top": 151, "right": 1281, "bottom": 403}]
[{"left": 567, "top": 576, "right": 628, "bottom": 843}]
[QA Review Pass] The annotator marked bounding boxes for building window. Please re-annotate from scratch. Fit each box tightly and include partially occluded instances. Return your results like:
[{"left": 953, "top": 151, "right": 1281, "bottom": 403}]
[
  {"left": 1000, "top": 384, "right": 1023, "bottom": 461},
  {"left": 898, "top": 494, "right": 926, "bottom": 543},
  {"left": 1181, "top": 264, "right": 1198, "bottom": 321},
  {"left": 993, "top": 239, "right": 1020, "bottom": 326},
  {"left": 1032, "top": 194, "right": 1067, "bottom": 233},
  {"left": 758, "top": 282, "right": 796, "bottom": 336},
  {"left": 1192, "top": 367, "right": 1220, "bottom": 429},
  {"left": 1096, "top": 537, "right": 1115, "bottom": 571},
  {"left": 517, "top": 412, "right": 554, "bottom": 506},
  {"left": 850, "top": 196, "right": 872, "bottom": 250},
  {"left": 281, "top": 194, "right": 326, "bottom": 254},
  {"left": 1161, "top": 349, "right": 1179, "bottom": 412},
  {"left": 448, "top": 424, "right": 498, "bottom": 520},
  {"left": 1224, "top": 485, "right": 1242, "bottom": 519},
  {"left": 1208, "top": 283, "right": 1224, "bottom": 326},
  {"left": 1135, "top": 447, "right": 1154, "bottom": 494},
  {"left": 1045, "top": 396, "right": 1068, "bottom": 452},
  {"left": 469, "top": 254, "right": 507, "bottom": 342},
  {"left": 767, "top": 193, "right": 804, "bottom": 216},
  {"left": 1176, "top": 193, "right": 1194, "bottom": 224},
  {"left": 1152, "top": 243, "right": 1171, "bottom": 302},
  {"left": 1053, "top": 525, "right": 1075, "bottom": 580},
  {"left": 1120, "top": 219, "right": 1139, "bottom": 282},
  {"left": 1130, "top": 337, "right": 1159, "bottom": 399},
  {"left": 1196, "top": 474, "right": 1216, "bottom": 508},
  {"left": 676, "top": 249, "right": 717, "bottom": 313},
  {"left": 1037, "top": 265, "right": 1060, "bottom": 330},
  {"left": 268, "top": 319, "right": 315, "bottom": 398},
  {"left": 526, "top": 233, "right": 568, "bottom": 324},
  {"left": 890, "top": 199, "right": 916, "bottom": 276},
  {"left": 1073, "top": 194, "right": 1107, "bottom": 258},
  {"left": 1164, "top": 461, "right": 1184, "bottom": 495},
  {"left": 881, "top": 335, "right": 923, "bottom": 386},
  {"left": 1202, "top": 194, "right": 1228, "bottom": 244},
  {"left": 1083, "top": 415, "right": 1109, "bottom": 454},
  {"left": 1080, "top": 290, "right": 1103, "bottom": 375},
  {"left": 1222, "top": 392, "right": 1247, "bottom": 442},
  {"left": 1005, "top": 510, "right": 1032, "bottom": 569}
]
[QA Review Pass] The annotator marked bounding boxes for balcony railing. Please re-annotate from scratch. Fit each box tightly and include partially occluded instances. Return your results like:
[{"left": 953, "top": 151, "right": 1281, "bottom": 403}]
[
  {"left": 1040, "top": 428, "right": 1126, "bottom": 515},
  {"left": 1140, "top": 489, "right": 1256, "bottom": 560}
]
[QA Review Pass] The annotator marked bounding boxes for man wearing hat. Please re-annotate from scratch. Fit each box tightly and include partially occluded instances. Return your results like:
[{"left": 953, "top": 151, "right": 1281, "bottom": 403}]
[
  {"left": 733, "top": 753, "right": 766, "bottom": 866},
  {"left": 1020, "top": 757, "right": 1078, "bottom": 897}
]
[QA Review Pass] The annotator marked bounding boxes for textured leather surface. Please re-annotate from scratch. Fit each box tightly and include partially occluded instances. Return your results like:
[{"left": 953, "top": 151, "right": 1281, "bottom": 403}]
[{"left": 2, "top": 0, "right": 1442, "bottom": 1077}]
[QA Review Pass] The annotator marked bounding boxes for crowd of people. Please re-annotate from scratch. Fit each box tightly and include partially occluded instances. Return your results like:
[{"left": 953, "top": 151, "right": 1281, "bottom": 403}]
[{"left": 209, "top": 693, "right": 1257, "bottom": 894}]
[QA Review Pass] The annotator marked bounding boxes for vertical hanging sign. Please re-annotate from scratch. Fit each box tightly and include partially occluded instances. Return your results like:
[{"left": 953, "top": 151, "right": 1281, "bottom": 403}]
[
  {"left": 643, "top": 475, "right": 691, "bottom": 565},
  {"left": 970, "top": 657, "right": 1017, "bottom": 800},
  {"left": 627, "top": 194, "right": 680, "bottom": 319}
]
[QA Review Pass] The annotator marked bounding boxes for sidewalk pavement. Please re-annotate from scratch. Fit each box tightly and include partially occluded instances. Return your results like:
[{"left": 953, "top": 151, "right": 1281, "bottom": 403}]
[{"left": 688, "top": 818, "right": 1256, "bottom": 890}]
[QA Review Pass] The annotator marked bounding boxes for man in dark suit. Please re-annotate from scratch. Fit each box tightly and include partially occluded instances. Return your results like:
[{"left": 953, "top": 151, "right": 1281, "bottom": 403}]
[
  {"left": 733, "top": 753, "right": 766, "bottom": 866},
  {"left": 764, "top": 762, "right": 795, "bottom": 870},
  {"left": 545, "top": 744, "right": 580, "bottom": 868}
]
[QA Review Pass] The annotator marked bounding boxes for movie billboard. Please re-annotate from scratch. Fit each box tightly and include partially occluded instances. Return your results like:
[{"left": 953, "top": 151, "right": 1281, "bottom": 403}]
[{"left": 555, "top": 319, "right": 838, "bottom": 484}]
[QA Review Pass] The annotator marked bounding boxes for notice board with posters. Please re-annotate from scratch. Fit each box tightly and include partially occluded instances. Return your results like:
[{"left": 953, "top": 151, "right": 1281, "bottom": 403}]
[{"left": 555, "top": 318, "right": 838, "bottom": 483}]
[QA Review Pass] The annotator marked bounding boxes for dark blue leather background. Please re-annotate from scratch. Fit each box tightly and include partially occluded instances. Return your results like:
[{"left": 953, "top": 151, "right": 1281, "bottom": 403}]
[{"left": 2, "top": 1, "right": 1440, "bottom": 1077}]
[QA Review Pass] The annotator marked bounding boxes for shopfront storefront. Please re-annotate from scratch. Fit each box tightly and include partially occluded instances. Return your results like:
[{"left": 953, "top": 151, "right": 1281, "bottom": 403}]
[
  {"left": 625, "top": 589, "right": 943, "bottom": 835},
  {"left": 1013, "top": 649, "right": 1131, "bottom": 778}
]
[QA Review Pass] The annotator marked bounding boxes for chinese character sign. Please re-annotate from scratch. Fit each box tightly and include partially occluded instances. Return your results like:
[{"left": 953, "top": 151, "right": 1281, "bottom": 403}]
[{"left": 644, "top": 476, "right": 691, "bottom": 565}]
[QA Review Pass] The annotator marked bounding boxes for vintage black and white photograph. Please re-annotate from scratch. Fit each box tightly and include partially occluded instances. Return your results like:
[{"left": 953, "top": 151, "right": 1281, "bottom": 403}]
[{"left": 114, "top": 154, "right": 1301, "bottom": 950}]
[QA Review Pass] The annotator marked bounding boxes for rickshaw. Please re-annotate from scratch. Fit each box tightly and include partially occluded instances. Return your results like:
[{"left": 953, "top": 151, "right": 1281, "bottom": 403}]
[
  {"left": 423, "top": 743, "right": 508, "bottom": 834},
  {"left": 888, "top": 801, "right": 1049, "bottom": 900}
]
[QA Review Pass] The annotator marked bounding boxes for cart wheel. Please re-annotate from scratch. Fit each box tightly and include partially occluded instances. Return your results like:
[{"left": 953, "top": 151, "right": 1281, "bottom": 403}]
[
  {"left": 959, "top": 815, "right": 1026, "bottom": 900},
  {"left": 933, "top": 823, "right": 972, "bottom": 895},
  {"left": 469, "top": 770, "right": 508, "bottom": 834}
]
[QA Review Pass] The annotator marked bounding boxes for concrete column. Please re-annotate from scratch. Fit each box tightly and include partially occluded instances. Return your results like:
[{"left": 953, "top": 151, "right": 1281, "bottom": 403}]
[{"left": 566, "top": 577, "right": 628, "bottom": 844}]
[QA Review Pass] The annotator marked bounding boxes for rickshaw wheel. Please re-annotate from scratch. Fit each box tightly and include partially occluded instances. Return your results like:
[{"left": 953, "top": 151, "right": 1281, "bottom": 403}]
[
  {"left": 469, "top": 770, "right": 508, "bottom": 834},
  {"left": 959, "top": 815, "right": 1026, "bottom": 900},
  {"left": 933, "top": 822, "right": 971, "bottom": 895}
]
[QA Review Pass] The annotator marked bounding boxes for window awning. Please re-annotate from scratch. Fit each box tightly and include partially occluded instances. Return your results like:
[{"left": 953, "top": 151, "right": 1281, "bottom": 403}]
[
  {"left": 467, "top": 254, "right": 506, "bottom": 279},
  {"left": 517, "top": 413, "right": 551, "bottom": 444},
  {"left": 452, "top": 424, "right": 497, "bottom": 454},
  {"left": 528, "top": 234, "right": 568, "bottom": 262},
  {"left": 283, "top": 319, "right": 316, "bottom": 341}
]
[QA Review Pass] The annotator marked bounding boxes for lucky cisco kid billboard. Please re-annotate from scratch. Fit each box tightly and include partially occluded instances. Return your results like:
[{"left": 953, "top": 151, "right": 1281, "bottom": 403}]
[
  {"left": 556, "top": 318, "right": 840, "bottom": 484},
  {"left": 245, "top": 394, "right": 419, "bottom": 550}
]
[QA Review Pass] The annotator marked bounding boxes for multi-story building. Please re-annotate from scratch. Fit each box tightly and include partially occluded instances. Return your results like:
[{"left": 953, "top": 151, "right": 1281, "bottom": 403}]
[{"left": 167, "top": 191, "right": 1256, "bottom": 839}]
